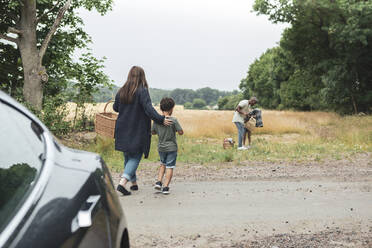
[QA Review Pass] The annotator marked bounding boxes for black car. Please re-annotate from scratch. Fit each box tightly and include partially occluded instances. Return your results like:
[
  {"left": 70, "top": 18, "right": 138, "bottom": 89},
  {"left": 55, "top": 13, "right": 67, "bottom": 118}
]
[{"left": 0, "top": 91, "right": 130, "bottom": 248}]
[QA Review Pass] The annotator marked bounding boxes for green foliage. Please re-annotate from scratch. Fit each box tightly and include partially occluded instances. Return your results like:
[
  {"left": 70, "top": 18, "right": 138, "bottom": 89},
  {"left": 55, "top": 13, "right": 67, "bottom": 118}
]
[
  {"left": 184, "top": 102, "right": 193, "bottom": 109},
  {"left": 170, "top": 88, "right": 197, "bottom": 105},
  {"left": 67, "top": 52, "right": 112, "bottom": 131},
  {"left": 195, "top": 87, "right": 223, "bottom": 105},
  {"left": 218, "top": 93, "right": 243, "bottom": 110},
  {"left": 92, "top": 85, "right": 119, "bottom": 102},
  {"left": 94, "top": 86, "right": 236, "bottom": 107},
  {"left": 192, "top": 98, "right": 207, "bottom": 109},
  {"left": 0, "top": 44, "right": 23, "bottom": 99},
  {"left": 0, "top": 0, "right": 113, "bottom": 99},
  {"left": 0, "top": 0, "right": 114, "bottom": 134},
  {"left": 39, "top": 95, "right": 71, "bottom": 136},
  {"left": 279, "top": 69, "right": 324, "bottom": 111},
  {"left": 240, "top": 47, "right": 287, "bottom": 109},
  {"left": 249, "top": 0, "right": 372, "bottom": 114},
  {"left": 148, "top": 88, "right": 171, "bottom": 103},
  {"left": 169, "top": 87, "right": 232, "bottom": 106}
]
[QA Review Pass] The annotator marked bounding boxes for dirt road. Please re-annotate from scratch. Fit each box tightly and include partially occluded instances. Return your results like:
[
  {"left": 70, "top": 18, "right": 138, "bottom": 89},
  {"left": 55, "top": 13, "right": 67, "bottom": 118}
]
[{"left": 115, "top": 154, "right": 372, "bottom": 247}]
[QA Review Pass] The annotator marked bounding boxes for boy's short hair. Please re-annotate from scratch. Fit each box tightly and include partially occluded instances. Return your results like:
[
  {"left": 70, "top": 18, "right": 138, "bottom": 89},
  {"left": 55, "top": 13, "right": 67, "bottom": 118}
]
[{"left": 160, "top": 97, "right": 175, "bottom": 112}]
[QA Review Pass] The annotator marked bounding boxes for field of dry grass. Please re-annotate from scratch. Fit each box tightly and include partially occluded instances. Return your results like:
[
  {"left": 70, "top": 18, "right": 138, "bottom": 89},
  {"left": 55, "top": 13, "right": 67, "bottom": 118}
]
[
  {"left": 66, "top": 102, "right": 372, "bottom": 147},
  {"left": 63, "top": 102, "right": 372, "bottom": 169}
]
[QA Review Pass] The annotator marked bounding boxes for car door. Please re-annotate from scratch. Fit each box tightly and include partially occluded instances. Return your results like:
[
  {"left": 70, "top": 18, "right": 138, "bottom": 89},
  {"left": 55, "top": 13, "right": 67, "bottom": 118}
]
[
  {"left": 0, "top": 100, "right": 46, "bottom": 247},
  {"left": 0, "top": 99, "right": 113, "bottom": 248}
]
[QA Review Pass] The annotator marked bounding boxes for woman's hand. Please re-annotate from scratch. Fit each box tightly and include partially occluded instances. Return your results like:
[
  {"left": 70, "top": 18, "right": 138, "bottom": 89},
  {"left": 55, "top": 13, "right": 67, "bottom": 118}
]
[{"left": 163, "top": 117, "right": 173, "bottom": 126}]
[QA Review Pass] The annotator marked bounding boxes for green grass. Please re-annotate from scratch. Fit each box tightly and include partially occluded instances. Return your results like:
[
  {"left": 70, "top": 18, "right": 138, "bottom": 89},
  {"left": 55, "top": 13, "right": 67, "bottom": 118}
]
[
  {"left": 65, "top": 132, "right": 371, "bottom": 172},
  {"left": 61, "top": 111, "right": 372, "bottom": 172}
]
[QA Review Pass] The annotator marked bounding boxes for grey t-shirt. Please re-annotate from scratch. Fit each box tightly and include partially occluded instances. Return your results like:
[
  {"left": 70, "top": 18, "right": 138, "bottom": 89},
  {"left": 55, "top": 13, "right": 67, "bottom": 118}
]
[{"left": 151, "top": 117, "right": 183, "bottom": 152}]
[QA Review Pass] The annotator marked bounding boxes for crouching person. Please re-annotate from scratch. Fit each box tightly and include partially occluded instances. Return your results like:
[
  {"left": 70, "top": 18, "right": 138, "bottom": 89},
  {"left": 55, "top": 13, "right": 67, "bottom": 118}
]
[{"left": 232, "top": 97, "right": 258, "bottom": 150}]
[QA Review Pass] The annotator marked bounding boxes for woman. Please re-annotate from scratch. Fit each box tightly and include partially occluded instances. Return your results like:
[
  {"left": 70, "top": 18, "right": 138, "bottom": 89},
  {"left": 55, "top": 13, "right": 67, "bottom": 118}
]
[{"left": 113, "top": 66, "right": 171, "bottom": 196}]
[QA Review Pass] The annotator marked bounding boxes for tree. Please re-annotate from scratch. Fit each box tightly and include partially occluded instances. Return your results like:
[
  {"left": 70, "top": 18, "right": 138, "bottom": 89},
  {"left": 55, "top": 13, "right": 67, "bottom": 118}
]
[
  {"left": 240, "top": 46, "right": 303, "bottom": 109},
  {"left": 169, "top": 87, "right": 234, "bottom": 106},
  {"left": 0, "top": 43, "right": 23, "bottom": 98},
  {"left": 184, "top": 102, "right": 193, "bottom": 109},
  {"left": 195, "top": 87, "right": 221, "bottom": 105},
  {"left": 218, "top": 93, "right": 243, "bottom": 110},
  {"left": 170, "top": 88, "right": 197, "bottom": 105},
  {"left": 0, "top": 0, "right": 113, "bottom": 110},
  {"left": 240, "top": 47, "right": 284, "bottom": 109},
  {"left": 148, "top": 88, "right": 171, "bottom": 103},
  {"left": 192, "top": 98, "right": 207, "bottom": 109},
  {"left": 253, "top": 0, "right": 372, "bottom": 114}
]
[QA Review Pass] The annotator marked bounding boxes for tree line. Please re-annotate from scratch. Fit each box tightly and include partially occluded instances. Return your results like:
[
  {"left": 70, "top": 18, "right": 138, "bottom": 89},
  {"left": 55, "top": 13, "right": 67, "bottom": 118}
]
[
  {"left": 240, "top": 0, "right": 372, "bottom": 114},
  {"left": 92, "top": 85, "right": 239, "bottom": 109}
]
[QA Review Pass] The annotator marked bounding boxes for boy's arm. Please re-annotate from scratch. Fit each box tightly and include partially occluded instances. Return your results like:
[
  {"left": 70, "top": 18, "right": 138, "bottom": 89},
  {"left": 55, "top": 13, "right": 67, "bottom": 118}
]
[
  {"left": 174, "top": 119, "right": 184, "bottom": 135},
  {"left": 151, "top": 123, "right": 157, "bottom": 135}
]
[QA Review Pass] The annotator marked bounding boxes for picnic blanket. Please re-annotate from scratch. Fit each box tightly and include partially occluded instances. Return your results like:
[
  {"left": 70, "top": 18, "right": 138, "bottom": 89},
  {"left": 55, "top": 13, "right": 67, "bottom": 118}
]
[{"left": 244, "top": 108, "right": 263, "bottom": 127}]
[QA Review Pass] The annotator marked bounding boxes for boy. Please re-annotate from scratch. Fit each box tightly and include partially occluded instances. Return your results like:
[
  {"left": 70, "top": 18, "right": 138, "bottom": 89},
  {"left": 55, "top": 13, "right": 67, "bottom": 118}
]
[
  {"left": 243, "top": 107, "right": 263, "bottom": 148},
  {"left": 152, "top": 97, "right": 183, "bottom": 194},
  {"left": 243, "top": 116, "right": 254, "bottom": 148}
]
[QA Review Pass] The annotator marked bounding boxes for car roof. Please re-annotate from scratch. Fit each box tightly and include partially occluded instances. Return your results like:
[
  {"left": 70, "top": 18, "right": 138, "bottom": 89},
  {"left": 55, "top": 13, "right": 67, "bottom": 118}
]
[{"left": 0, "top": 90, "right": 48, "bottom": 131}]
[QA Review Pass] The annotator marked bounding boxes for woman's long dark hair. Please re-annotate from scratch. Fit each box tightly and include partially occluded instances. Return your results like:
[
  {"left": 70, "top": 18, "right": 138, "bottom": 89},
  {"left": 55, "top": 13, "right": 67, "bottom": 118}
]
[{"left": 119, "top": 66, "right": 149, "bottom": 104}]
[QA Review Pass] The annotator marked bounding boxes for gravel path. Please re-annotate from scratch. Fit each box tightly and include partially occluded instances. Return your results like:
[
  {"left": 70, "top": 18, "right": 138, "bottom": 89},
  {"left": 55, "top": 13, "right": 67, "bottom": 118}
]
[{"left": 113, "top": 153, "right": 372, "bottom": 247}]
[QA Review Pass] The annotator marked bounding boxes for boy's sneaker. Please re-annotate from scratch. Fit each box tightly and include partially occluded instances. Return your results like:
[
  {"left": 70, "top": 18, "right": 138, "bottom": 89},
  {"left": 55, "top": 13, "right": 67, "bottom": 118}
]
[
  {"left": 130, "top": 185, "right": 139, "bottom": 191},
  {"left": 117, "top": 185, "right": 131, "bottom": 196},
  {"left": 237, "top": 146, "right": 248, "bottom": 151},
  {"left": 162, "top": 187, "right": 170, "bottom": 195},
  {"left": 154, "top": 181, "right": 162, "bottom": 190}
]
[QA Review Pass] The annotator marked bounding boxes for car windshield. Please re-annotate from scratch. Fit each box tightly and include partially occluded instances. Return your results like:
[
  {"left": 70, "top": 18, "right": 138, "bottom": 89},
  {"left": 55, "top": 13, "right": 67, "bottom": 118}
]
[{"left": 0, "top": 102, "right": 46, "bottom": 233}]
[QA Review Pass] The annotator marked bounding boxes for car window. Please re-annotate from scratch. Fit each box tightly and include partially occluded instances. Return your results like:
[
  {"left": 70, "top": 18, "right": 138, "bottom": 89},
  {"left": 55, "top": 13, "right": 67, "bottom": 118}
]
[{"left": 0, "top": 102, "right": 45, "bottom": 232}]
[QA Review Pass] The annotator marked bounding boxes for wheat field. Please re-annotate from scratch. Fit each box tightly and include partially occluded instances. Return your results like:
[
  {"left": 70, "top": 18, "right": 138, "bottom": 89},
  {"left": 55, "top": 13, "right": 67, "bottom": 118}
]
[
  {"left": 66, "top": 102, "right": 372, "bottom": 148},
  {"left": 64, "top": 103, "right": 371, "bottom": 166}
]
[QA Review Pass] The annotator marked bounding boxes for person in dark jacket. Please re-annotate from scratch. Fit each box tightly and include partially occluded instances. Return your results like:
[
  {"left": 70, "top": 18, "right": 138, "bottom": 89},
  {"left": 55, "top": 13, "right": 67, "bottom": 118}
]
[{"left": 113, "top": 66, "right": 172, "bottom": 196}]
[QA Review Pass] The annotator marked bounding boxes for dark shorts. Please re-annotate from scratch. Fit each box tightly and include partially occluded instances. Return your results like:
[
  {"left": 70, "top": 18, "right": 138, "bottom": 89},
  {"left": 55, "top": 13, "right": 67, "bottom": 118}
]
[{"left": 159, "top": 151, "right": 177, "bottom": 169}]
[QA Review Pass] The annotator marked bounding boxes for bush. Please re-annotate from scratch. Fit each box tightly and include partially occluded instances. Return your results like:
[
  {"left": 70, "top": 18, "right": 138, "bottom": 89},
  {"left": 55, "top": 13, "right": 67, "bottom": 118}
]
[
  {"left": 184, "top": 102, "right": 193, "bottom": 109},
  {"left": 41, "top": 95, "right": 71, "bottom": 136},
  {"left": 192, "top": 98, "right": 207, "bottom": 109},
  {"left": 23, "top": 94, "right": 71, "bottom": 137}
]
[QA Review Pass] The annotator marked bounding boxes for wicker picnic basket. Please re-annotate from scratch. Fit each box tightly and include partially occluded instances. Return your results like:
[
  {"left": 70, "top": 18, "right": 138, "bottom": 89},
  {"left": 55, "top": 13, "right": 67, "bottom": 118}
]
[
  {"left": 95, "top": 100, "right": 118, "bottom": 138},
  {"left": 223, "top": 138, "right": 235, "bottom": 149}
]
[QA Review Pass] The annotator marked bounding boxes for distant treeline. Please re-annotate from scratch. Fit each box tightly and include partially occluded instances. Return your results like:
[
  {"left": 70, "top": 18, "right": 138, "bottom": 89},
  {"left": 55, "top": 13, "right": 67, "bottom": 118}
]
[{"left": 93, "top": 85, "right": 239, "bottom": 108}]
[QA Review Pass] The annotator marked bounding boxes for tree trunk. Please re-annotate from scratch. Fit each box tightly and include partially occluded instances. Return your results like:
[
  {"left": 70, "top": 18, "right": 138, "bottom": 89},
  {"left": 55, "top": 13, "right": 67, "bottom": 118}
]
[
  {"left": 21, "top": 56, "right": 43, "bottom": 111},
  {"left": 351, "top": 93, "right": 358, "bottom": 115},
  {"left": 19, "top": 0, "right": 44, "bottom": 111}
]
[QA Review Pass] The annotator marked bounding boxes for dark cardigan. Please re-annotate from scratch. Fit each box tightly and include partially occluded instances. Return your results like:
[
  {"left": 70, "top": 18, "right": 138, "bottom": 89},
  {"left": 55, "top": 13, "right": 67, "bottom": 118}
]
[{"left": 113, "top": 87, "right": 165, "bottom": 158}]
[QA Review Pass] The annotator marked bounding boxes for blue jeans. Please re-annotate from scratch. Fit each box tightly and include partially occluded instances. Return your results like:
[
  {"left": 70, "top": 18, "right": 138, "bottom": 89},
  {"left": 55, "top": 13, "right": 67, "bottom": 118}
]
[
  {"left": 122, "top": 152, "right": 143, "bottom": 182},
  {"left": 159, "top": 151, "right": 177, "bottom": 169},
  {"left": 234, "top": 122, "right": 245, "bottom": 147}
]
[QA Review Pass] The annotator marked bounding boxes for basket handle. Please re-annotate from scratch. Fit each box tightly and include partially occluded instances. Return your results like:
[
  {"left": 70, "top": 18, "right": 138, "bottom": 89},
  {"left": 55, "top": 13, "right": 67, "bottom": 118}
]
[{"left": 104, "top": 100, "right": 114, "bottom": 113}]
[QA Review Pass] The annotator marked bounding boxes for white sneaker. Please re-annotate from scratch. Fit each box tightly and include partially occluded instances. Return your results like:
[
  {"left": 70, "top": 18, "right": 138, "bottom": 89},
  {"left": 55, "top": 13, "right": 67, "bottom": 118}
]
[{"left": 237, "top": 146, "right": 248, "bottom": 150}]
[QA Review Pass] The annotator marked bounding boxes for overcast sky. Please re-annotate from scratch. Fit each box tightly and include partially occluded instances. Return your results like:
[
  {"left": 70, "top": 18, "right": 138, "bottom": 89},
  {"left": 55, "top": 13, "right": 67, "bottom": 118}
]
[{"left": 79, "top": 0, "right": 286, "bottom": 91}]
